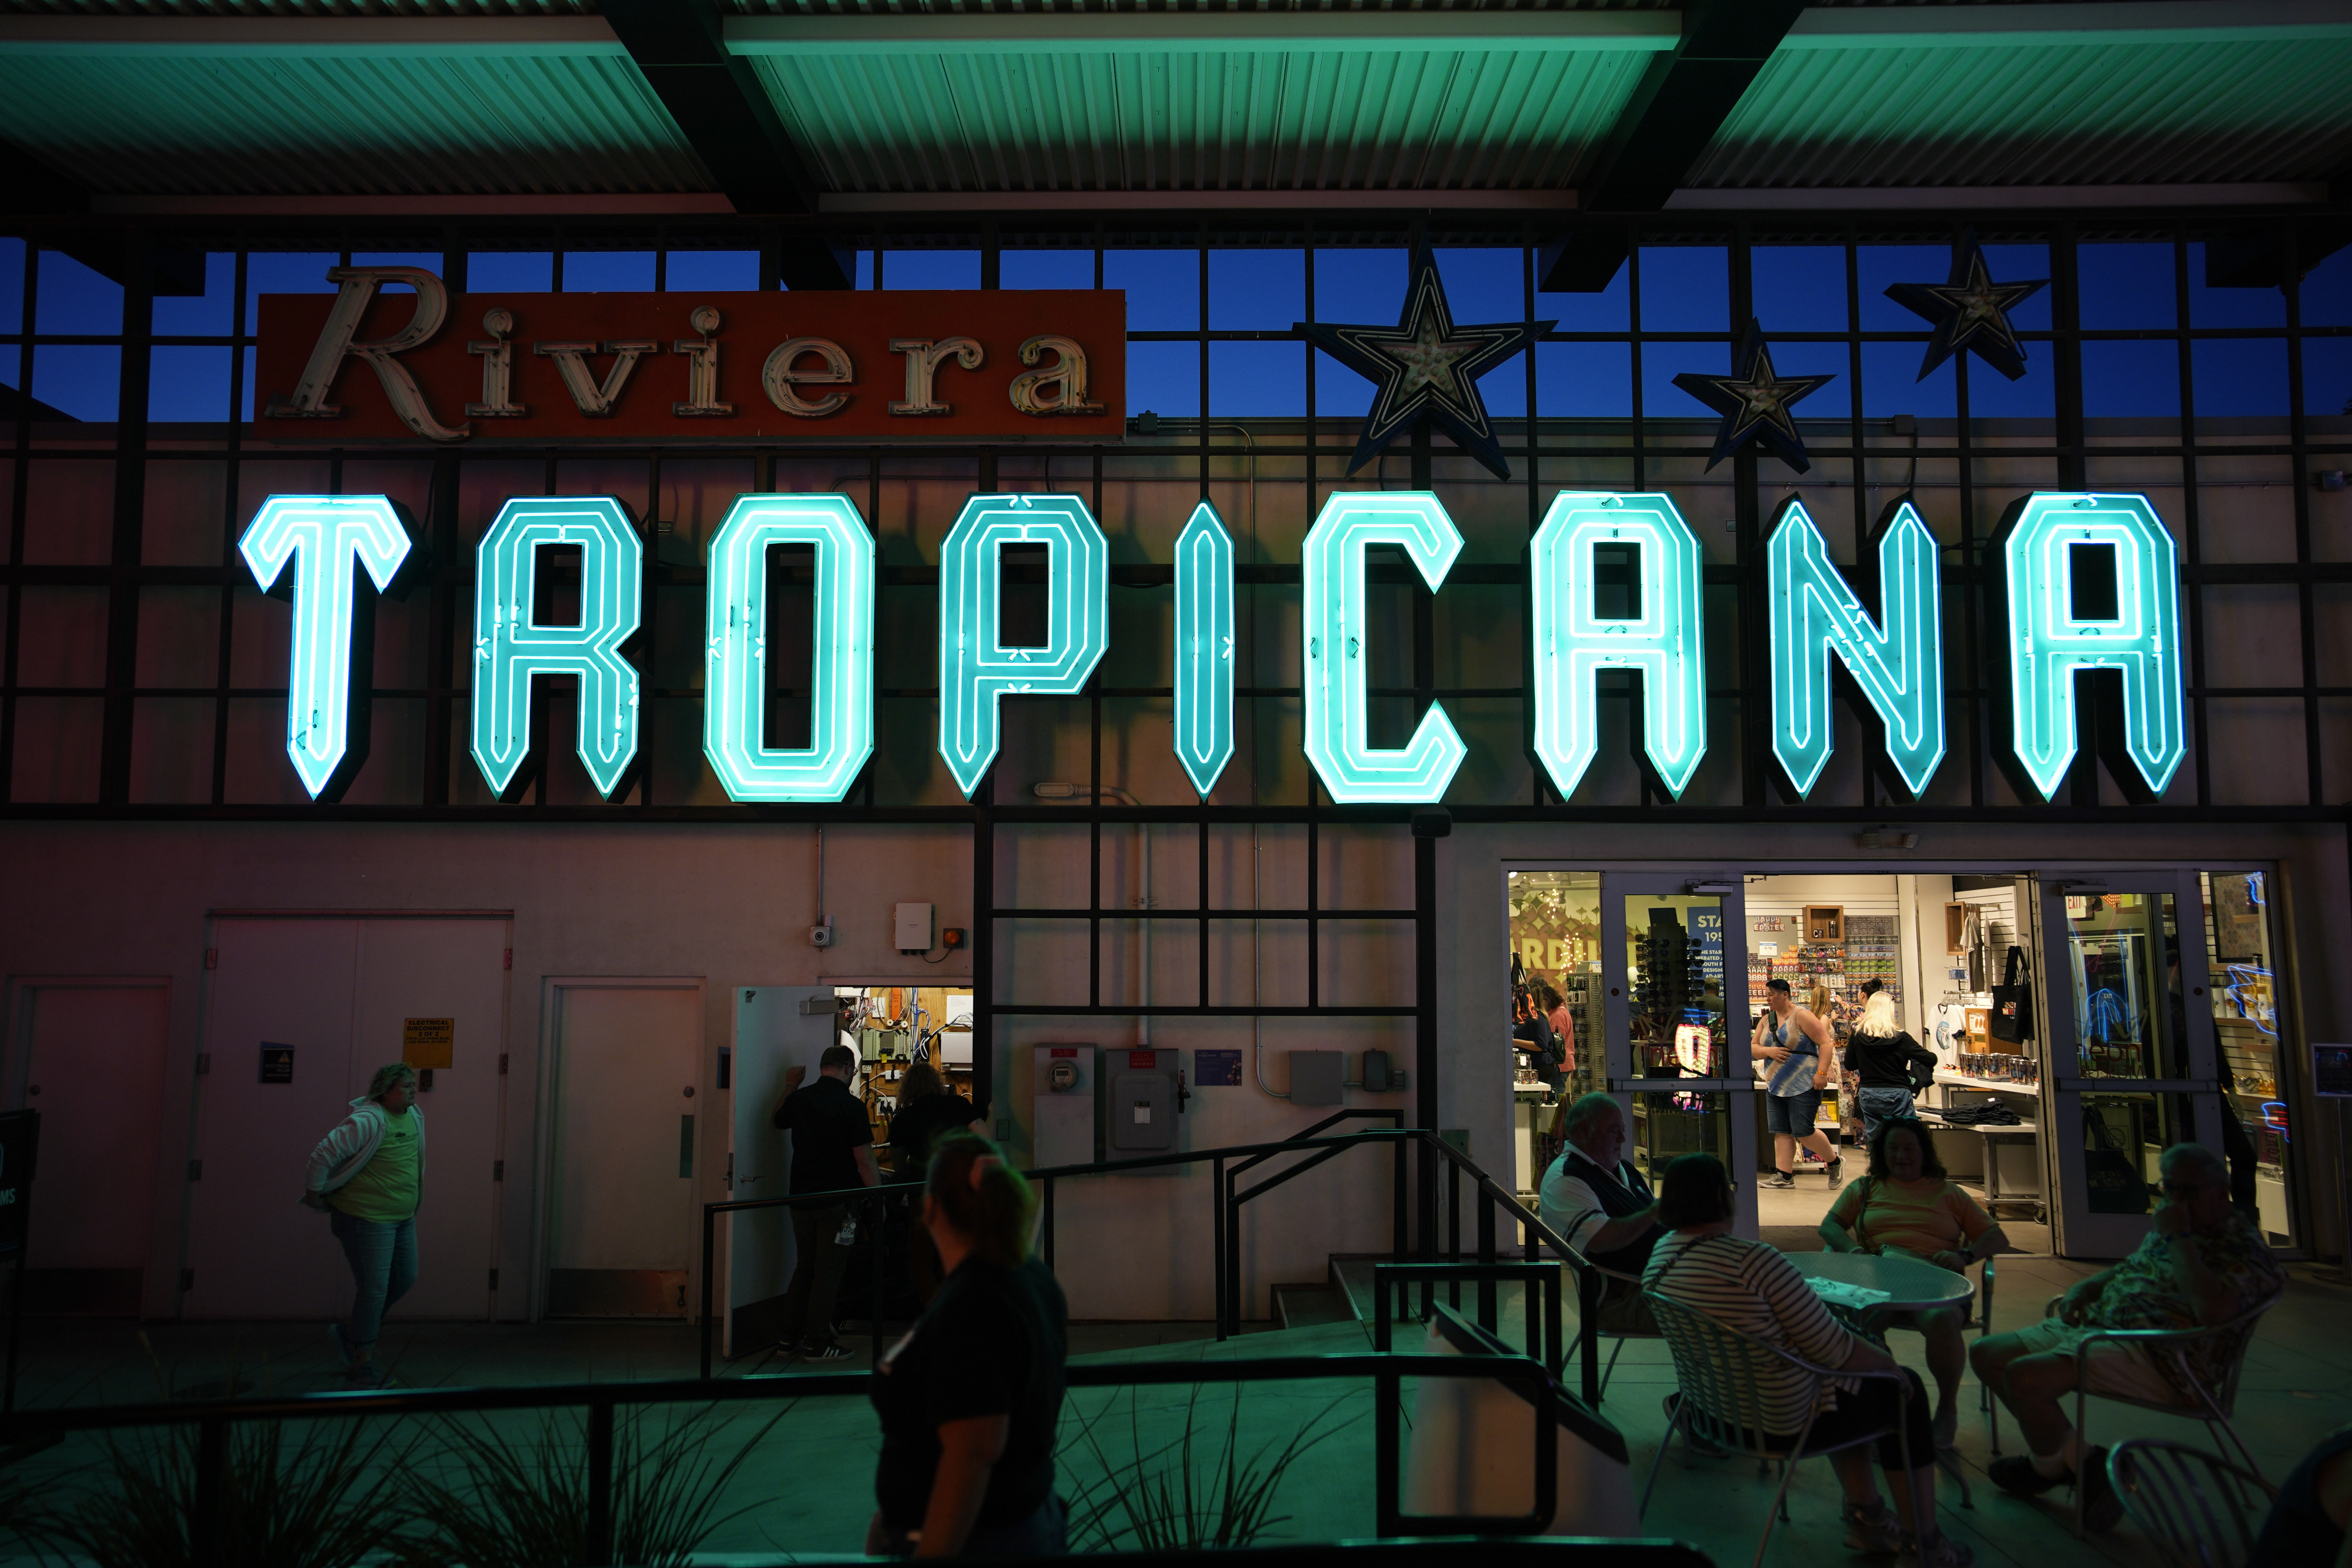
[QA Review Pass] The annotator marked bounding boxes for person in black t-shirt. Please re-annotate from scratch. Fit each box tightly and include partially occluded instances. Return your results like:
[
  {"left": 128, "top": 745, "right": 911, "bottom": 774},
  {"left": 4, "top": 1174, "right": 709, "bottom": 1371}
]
[
  {"left": 771, "top": 1043, "right": 879, "bottom": 1363},
  {"left": 887, "top": 1061, "right": 987, "bottom": 1303},
  {"left": 867, "top": 1133, "right": 1068, "bottom": 1559}
]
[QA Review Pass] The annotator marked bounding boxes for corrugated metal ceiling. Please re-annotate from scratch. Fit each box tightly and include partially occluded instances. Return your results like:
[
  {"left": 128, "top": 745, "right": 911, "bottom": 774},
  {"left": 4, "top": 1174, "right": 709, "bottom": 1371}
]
[
  {"left": 0, "top": 50, "right": 708, "bottom": 192},
  {"left": 750, "top": 45, "right": 1649, "bottom": 192},
  {"left": 1693, "top": 36, "right": 2352, "bottom": 187}
]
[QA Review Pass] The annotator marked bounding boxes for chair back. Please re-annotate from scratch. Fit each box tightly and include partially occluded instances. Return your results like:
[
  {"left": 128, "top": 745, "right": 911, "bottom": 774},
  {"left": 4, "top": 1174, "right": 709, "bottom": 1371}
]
[
  {"left": 2107, "top": 1438, "right": 2276, "bottom": 1568},
  {"left": 1644, "top": 1291, "right": 1821, "bottom": 1456},
  {"left": 2152, "top": 1290, "right": 2282, "bottom": 1420}
]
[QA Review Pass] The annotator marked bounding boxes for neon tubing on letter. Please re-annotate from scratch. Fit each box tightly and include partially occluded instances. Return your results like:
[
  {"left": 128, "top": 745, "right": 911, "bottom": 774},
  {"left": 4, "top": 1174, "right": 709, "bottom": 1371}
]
[{"left": 1173, "top": 500, "right": 1236, "bottom": 798}]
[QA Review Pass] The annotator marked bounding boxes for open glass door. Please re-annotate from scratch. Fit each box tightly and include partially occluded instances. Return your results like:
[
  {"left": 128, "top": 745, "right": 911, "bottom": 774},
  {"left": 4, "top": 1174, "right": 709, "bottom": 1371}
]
[
  {"left": 2040, "top": 871, "right": 2225, "bottom": 1257},
  {"left": 1601, "top": 873, "right": 1756, "bottom": 1237}
]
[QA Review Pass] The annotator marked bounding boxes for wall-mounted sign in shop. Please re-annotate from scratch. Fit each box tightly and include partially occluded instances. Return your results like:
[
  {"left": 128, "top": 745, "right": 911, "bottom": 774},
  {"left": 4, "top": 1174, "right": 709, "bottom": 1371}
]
[
  {"left": 256, "top": 268, "right": 1126, "bottom": 444},
  {"left": 238, "top": 488, "right": 2185, "bottom": 811}
]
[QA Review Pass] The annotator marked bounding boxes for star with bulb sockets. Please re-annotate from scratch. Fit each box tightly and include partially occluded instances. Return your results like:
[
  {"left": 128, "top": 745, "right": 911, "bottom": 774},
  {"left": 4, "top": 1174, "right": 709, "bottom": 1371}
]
[
  {"left": 1885, "top": 229, "right": 2047, "bottom": 383},
  {"left": 1296, "top": 247, "right": 1551, "bottom": 481},
  {"left": 1673, "top": 318, "right": 1835, "bottom": 474}
]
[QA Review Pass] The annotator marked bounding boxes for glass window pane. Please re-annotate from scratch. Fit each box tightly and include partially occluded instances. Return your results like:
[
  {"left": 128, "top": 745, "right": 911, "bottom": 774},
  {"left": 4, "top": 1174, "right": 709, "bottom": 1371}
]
[
  {"left": 1633, "top": 1090, "right": 1733, "bottom": 1188},
  {"left": 1435, "top": 248, "right": 1523, "bottom": 319},
  {"left": 1538, "top": 258, "right": 1629, "bottom": 334},
  {"left": 1209, "top": 341, "right": 1302, "bottom": 416},
  {"left": 1860, "top": 343, "right": 1955, "bottom": 420},
  {"left": 467, "top": 252, "right": 553, "bottom": 292},
  {"left": 2079, "top": 243, "right": 2177, "bottom": 330},
  {"left": 665, "top": 250, "right": 759, "bottom": 292},
  {"left": 1312, "top": 248, "right": 1405, "bottom": 325},
  {"left": 1477, "top": 352, "right": 1527, "bottom": 420},
  {"left": 1210, "top": 249, "right": 1303, "bottom": 330},
  {"left": 1647, "top": 340, "right": 1729, "bottom": 420},
  {"left": 31, "top": 344, "right": 120, "bottom": 421},
  {"left": 2060, "top": 890, "right": 2183, "bottom": 1079},
  {"left": 882, "top": 250, "right": 978, "bottom": 290},
  {"left": 150, "top": 345, "right": 232, "bottom": 422},
  {"left": 0, "top": 238, "right": 22, "bottom": 334},
  {"left": 1535, "top": 341, "right": 1630, "bottom": 418},
  {"left": 2201, "top": 870, "right": 2294, "bottom": 1247},
  {"left": 1509, "top": 870, "right": 1600, "bottom": 1105},
  {"left": 1314, "top": 348, "right": 1376, "bottom": 417},
  {"left": 247, "top": 252, "right": 339, "bottom": 332},
  {"left": 1637, "top": 247, "right": 1726, "bottom": 334},
  {"left": 2190, "top": 242, "right": 2288, "bottom": 328},
  {"left": 2193, "top": 338, "right": 2289, "bottom": 417},
  {"left": 1859, "top": 245, "right": 1952, "bottom": 333},
  {"left": 35, "top": 250, "right": 123, "bottom": 336},
  {"left": 152, "top": 252, "right": 235, "bottom": 337},
  {"left": 2080, "top": 1091, "right": 2183, "bottom": 1217},
  {"left": 563, "top": 251, "right": 655, "bottom": 292},
  {"left": 2303, "top": 338, "right": 2352, "bottom": 419},
  {"left": 1751, "top": 245, "right": 1847, "bottom": 334},
  {"left": 1125, "top": 339, "right": 1198, "bottom": 416},
  {"left": 1108, "top": 249, "right": 1198, "bottom": 331},
  {"left": 2300, "top": 242, "right": 2352, "bottom": 327},
  {"left": 1002, "top": 249, "right": 1093, "bottom": 290},
  {"left": 2083, "top": 341, "right": 2182, "bottom": 418},
  {"left": 1964, "top": 354, "right": 2055, "bottom": 420},
  {"left": 1626, "top": 892, "right": 1727, "bottom": 1079}
]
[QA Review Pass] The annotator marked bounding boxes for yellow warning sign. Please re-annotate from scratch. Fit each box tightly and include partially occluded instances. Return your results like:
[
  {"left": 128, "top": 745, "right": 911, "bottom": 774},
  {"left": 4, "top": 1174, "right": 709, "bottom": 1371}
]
[{"left": 402, "top": 1017, "right": 455, "bottom": 1070}]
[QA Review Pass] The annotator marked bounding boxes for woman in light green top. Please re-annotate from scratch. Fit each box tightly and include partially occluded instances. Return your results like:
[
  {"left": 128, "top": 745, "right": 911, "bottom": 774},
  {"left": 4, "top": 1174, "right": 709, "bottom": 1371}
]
[{"left": 303, "top": 1062, "right": 426, "bottom": 1386}]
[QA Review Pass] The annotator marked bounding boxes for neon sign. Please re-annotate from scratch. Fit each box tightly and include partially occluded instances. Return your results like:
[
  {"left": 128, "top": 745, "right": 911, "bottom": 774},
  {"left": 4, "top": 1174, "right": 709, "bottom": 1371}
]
[
  {"left": 470, "top": 496, "right": 644, "bottom": 799},
  {"left": 238, "top": 495, "right": 416, "bottom": 800},
  {"left": 937, "top": 494, "right": 1109, "bottom": 798},
  {"left": 1300, "top": 492, "right": 1466, "bottom": 804},
  {"left": 1173, "top": 501, "right": 1236, "bottom": 798},
  {"left": 703, "top": 494, "right": 877, "bottom": 803},
  {"left": 1525, "top": 491, "right": 1705, "bottom": 800},
  {"left": 1998, "top": 493, "right": 2184, "bottom": 800},
  {"left": 1768, "top": 498, "right": 1945, "bottom": 799}
]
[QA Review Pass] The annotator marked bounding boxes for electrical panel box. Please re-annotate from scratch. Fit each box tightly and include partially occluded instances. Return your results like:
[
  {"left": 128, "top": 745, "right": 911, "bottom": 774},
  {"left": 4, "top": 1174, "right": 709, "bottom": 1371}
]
[
  {"left": 1362, "top": 1048, "right": 1392, "bottom": 1092},
  {"left": 1033, "top": 1044, "right": 1096, "bottom": 1167},
  {"left": 1099, "top": 1047, "right": 1185, "bottom": 1165},
  {"left": 1289, "top": 1049, "right": 1345, "bottom": 1106},
  {"left": 895, "top": 902, "right": 934, "bottom": 953}
]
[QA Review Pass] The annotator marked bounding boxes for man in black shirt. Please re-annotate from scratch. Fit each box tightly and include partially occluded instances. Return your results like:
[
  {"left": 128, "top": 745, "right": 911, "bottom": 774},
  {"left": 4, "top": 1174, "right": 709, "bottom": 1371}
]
[{"left": 772, "top": 1042, "right": 879, "bottom": 1361}]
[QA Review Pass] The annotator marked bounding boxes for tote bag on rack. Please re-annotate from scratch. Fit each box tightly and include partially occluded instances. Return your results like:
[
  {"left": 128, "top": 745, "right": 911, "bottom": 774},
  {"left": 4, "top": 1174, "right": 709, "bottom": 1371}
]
[{"left": 1989, "top": 946, "right": 2033, "bottom": 1044}]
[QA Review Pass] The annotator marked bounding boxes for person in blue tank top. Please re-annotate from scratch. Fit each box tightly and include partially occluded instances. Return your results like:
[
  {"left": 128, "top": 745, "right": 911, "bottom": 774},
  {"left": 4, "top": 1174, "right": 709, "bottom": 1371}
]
[{"left": 1750, "top": 978, "right": 1841, "bottom": 1188}]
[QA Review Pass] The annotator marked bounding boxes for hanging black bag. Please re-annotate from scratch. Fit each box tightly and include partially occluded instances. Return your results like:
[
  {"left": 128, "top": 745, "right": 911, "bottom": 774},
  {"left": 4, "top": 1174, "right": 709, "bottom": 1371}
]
[{"left": 1989, "top": 946, "right": 2033, "bottom": 1044}]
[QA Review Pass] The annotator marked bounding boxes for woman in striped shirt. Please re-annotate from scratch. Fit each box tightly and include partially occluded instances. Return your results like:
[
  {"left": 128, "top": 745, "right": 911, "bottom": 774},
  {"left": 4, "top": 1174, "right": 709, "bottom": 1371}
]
[{"left": 1644, "top": 1154, "right": 1969, "bottom": 1568}]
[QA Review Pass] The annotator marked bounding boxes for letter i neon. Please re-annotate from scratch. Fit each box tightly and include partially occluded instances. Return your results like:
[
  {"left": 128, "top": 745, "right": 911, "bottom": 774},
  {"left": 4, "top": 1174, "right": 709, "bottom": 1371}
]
[{"left": 1173, "top": 500, "right": 1236, "bottom": 797}]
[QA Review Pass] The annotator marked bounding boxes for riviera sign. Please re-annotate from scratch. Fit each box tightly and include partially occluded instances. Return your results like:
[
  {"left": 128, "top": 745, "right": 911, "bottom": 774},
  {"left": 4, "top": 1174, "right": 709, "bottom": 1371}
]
[{"left": 238, "top": 488, "right": 2186, "bottom": 807}]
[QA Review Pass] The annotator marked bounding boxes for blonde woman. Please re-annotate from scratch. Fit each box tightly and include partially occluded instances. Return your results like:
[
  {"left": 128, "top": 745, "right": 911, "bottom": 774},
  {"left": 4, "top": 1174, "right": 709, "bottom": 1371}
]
[{"left": 1844, "top": 988, "right": 1939, "bottom": 1143}]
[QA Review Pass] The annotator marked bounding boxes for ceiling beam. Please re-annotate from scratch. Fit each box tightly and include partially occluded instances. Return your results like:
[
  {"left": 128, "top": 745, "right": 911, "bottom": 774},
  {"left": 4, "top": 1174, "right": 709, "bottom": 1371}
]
[
  {"left": 1779, "top": 0, "right": 2352, "bottom": 51},
  {"left": 597, "top": 0, "right": 850, "bottom": 290},
  {"left": 724, "top": 11, "right": 1676, "bottom": 56},
  {"left": 0, "top": 15, "right": 623, "bottom": 55},
  {"left": 1539, "top": 0, "right": 1808, "bottom": 292}
]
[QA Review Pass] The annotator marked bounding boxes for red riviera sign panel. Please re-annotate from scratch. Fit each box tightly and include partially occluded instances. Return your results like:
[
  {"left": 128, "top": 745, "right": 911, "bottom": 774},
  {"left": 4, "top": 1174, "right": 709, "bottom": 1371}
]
[{"left": 254, "top": 266, "right": 1126, "bottom": 444}]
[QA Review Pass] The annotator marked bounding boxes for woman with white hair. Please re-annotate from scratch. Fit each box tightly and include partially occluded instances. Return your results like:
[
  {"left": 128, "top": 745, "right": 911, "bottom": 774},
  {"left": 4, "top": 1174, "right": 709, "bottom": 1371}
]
[{"left": 1844, "top": 989, "right": 1939, "bottom": 1145}]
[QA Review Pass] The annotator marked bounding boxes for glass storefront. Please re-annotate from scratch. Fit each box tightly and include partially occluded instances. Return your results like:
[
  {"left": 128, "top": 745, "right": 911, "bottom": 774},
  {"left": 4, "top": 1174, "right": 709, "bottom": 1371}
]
[{"left": 2202, "top": 871, "right": 2298, "bottom": 1247}]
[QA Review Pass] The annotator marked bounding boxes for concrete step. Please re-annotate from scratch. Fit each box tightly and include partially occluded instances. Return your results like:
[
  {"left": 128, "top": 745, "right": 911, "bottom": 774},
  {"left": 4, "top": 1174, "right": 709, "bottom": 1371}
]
[{"left": 1270, "top": 1282, "right": 1350, "bottom": 1330}]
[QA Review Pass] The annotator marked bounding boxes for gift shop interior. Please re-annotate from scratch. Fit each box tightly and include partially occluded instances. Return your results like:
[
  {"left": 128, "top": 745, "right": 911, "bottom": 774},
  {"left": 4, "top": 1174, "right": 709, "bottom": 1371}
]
[{"left": 1508, "top": 868, "right": 2296, "bottom": 1259}]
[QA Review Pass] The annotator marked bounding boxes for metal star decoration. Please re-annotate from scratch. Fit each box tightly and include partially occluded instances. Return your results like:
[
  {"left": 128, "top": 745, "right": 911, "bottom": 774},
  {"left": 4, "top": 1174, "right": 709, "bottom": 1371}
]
[
  {"left": 1884, "top": 229, "right": 2047, "bottom": 382},
  {"left": 1295, "top": 248, "right": 1551, "bottom": 481},
  {"left": 1673, "top": 318, "right": 1835, "bottom": 474}
]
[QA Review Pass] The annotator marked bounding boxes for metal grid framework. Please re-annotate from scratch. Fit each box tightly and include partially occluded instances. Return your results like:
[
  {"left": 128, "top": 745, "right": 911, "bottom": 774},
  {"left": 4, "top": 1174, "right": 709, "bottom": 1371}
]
[{"left": 2, "top": 211, "right": 2348, "bottom": 1116}]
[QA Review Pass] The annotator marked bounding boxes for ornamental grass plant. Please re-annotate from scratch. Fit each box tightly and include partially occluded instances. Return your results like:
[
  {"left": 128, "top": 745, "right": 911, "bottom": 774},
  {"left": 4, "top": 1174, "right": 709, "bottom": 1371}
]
[{"left": 1058, "top": 1383, "right": 1359, "bottom": 1552}]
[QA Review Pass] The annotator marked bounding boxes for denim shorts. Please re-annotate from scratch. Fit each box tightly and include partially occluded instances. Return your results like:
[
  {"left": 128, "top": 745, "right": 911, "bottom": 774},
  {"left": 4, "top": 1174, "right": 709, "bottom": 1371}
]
[{"left": 1766, "top": 1087, "right": 1824, "bottom": 1135}]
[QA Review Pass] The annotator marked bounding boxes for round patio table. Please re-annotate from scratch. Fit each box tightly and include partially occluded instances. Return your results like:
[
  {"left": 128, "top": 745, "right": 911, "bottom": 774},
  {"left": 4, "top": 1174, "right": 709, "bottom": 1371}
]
[{"left": 1789, "top": 1250, "right": 1973, "bottom": 1314}]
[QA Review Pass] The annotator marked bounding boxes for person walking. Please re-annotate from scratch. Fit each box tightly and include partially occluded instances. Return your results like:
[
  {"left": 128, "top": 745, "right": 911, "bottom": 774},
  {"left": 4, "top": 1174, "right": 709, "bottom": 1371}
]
[
  {"left": 1752, "top": 978, "right": 1840, "bottom": 1187},
  {"left": 1542, "top": 982, "right": 1579, "bottom": 1094},
  {"left": 868, "top": 1134, "right": 1069, "bottom": 1558},
  {"left": 1844, "top": 990, "right": 1940, "bottom": 1145},
  {"left": 774, "top": 1043, "right": 881, "bottom": 1363},
  {"left": 303, "top": 1062, "right": 424, "bottom": 1387},
  {"left": 888, "top": 1060, "right": 986, "bottom": 1303}
]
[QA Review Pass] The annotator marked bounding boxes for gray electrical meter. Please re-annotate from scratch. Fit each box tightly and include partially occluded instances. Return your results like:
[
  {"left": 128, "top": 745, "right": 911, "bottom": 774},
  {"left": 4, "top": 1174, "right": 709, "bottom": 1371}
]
[{"left": 1099, "top": 1047, "right": 1185, "bottom": 1161}]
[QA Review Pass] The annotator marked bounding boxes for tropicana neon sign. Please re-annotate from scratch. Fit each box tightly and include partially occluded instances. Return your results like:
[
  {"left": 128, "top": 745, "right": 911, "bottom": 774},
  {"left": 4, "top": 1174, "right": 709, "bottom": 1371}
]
[{"left": 240, "top": 488, "right": 2186, "bottom": 806}]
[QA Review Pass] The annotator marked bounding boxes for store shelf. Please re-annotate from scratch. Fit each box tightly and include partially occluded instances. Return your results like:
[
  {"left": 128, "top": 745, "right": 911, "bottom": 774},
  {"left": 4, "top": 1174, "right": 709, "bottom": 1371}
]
[{"left": 1935, "top": 1068, "right": 2043, "bottom": 1093}]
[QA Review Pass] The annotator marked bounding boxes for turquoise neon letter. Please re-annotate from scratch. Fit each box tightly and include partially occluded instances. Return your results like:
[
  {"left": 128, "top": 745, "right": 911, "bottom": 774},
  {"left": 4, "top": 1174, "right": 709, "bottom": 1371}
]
[
  {"left": 1768, "top": 498, "right": 1945, "bottom": 798},
  {"left": 471, "top": 496, "right": 644, "bottom": 799},
  {"left": 1173, "top": 500, "right": 1236, "bottom": 798},
  {"left": 2001, "top": 492, "right": 2184, "bottom": 800},
  {"left": 1525, "top": 491, "right": 1705, "bottom": 799},
  {"left": 1300, "top": 492, "right": 1465, "bottom": 804},
  {"left": 239, "top": 494, "right": 414, "bottom": 800},
  {"left": 703, "top": 494, "right": 877, "bottom": 802},
  {"left": 937, "top": 494, "right": 1109, "bottom": 798}
]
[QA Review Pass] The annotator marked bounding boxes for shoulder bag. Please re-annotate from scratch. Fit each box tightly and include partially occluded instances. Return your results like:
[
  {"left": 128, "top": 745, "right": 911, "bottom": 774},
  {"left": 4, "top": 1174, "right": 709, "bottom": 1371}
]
[{"left": 1989, "top": 946, "right": 2033, "bottom": 1044}]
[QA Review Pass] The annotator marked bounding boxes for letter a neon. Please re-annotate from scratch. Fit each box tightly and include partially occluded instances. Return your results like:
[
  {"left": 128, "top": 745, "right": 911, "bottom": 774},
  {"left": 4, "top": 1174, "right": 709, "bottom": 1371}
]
[
  {"left": 1768, "top": 498, "right": 1944, "bottom": 798},
  {"left": 1526, "top": 491, "right": 1705, "bottom": 799},
  {"left": 239, "top": 494, "right": 414, "bottom": 800},
  {"left": 1999, "top": 492, "right": 2184, "bottom": 800},
  {"left": 704, "top": 494, "right": 876, "bottom": 802},
  {"left": 937, "top": 494, "right": 1109, "bottom": 798},
  {"left": 471, "top": 496, "right": 643, "bottom": 799},
  {"left": 1173, "top": 500, "right": 1236, "bottom": 798},
  {"left": 1301, "top": 492, "right": 1465, "bottom": 804}
]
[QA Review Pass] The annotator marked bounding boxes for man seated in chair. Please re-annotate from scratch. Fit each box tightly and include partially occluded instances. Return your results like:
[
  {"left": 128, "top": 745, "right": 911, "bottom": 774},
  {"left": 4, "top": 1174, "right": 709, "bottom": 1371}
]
[
  {"left": 1539, "top": 1093, "right": 1662, "bottom": 1333},
  {"left": 1973, "top": 1142, "right": 2284, "bottom": 1531}
]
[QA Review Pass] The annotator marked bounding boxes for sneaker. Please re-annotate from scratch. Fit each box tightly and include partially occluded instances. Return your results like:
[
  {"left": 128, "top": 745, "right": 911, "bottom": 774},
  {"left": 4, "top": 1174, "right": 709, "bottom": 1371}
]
[
  {"left": 799, "top": 1340, "right": 857, "bottom": 1363},
  {"left": 1763, "top": 1172, "right": 1797, "bottom": 1189},
  {"left": 1662, "top": 1393, "right": 1729, "bottom": 1458},
  {"left": 1933, "top": 1405, "right": 1959, "bottom": 1452},
  {"left": 1988, "top": 1453, "right": 2068, "bottom": 1497},
  {"left": 2078, "top": 1446, "right": 2123, "bottom": 1533},
  {"left": 328, "top": 1322, "right": 354, "bottom": 1372},
  {"left": 1824, "top": 1157, "right": 1845, "bottom": 1184},
  {"left": 1841, "top": 1499, "right": 1905, "bottom": 1555},
  {"left": 1903, "top": 1534, "right": 1975, "bottom": 1568}
]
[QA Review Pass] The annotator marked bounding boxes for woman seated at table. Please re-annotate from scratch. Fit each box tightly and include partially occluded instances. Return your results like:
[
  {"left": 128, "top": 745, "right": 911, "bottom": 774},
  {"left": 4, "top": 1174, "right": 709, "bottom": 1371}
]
[
  {"left": 1820, "top": 1116, "right": 2006, "bottom": 1452},
  {"left": 1646, "top": 1153, "right": 1969, "bottom": 1568}
]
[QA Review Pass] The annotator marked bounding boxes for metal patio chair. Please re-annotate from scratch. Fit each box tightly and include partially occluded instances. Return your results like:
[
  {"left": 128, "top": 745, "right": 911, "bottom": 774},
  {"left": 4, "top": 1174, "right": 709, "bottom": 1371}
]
[
  {"left": 1560, "top": 1245, "right": 1662, "bottom": 1401},
  {"left": 2033, "top": 1289, "right": 2282, "bottom": 1538},
  {"left": 2107, "top": 1438, "right": 2277, "bottom": 1568},
  {"left": 1640, "top": 1290, "right": 1919, "bottom": 1568}
]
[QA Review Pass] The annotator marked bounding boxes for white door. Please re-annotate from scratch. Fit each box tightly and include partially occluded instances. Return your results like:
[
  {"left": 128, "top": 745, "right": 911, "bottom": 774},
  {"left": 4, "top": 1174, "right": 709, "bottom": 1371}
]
[
  {"left": 544, "top": 983, "right": 702, "bottom": 1318},
  {"left": 726, "top": 985, "right": 838, "bottom": 1354},
  {"left": 350, "top": 920, "right": 509, "bottom": 1320},
  {"left": 184, "top": 918, "right": 509, "bottom": 1320},
  {"left": 6, "top": 982, "right": 171, "bottom": 1316}
]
